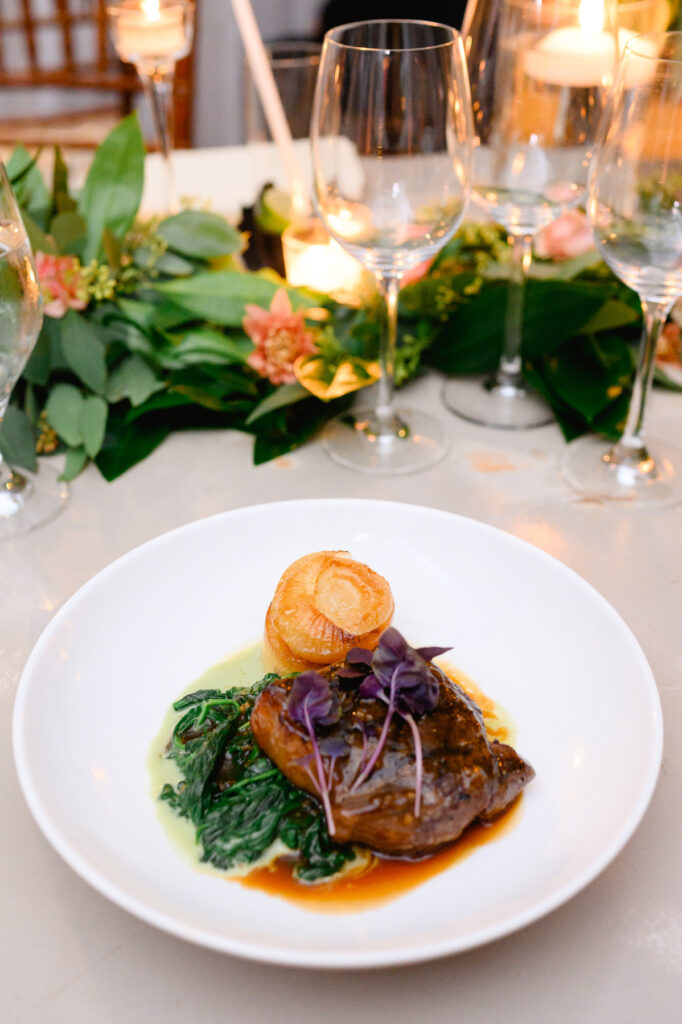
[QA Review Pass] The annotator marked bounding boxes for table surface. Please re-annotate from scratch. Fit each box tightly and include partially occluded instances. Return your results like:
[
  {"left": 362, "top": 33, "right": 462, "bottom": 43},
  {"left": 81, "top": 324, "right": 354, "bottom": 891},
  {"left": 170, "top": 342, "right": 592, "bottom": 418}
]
[{"left": 3, "top": 148, "right": 682, "bottom": 1024}]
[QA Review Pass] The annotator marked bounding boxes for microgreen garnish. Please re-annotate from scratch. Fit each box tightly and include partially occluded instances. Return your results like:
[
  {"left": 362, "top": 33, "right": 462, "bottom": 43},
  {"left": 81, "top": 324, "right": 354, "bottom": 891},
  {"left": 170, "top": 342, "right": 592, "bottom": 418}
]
[
  {"left": 350, "top": 628, "right": 450, "bottom": 817},
  {"left": 286, "top": 672, "right": 342, "bottom": 836}
]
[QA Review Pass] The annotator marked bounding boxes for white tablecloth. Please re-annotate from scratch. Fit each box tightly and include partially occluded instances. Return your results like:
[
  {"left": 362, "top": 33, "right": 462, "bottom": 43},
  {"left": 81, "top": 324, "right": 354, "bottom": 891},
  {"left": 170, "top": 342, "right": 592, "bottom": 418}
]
[{"left": 3, "top": 145, "right": 682, "bottom": 1024}]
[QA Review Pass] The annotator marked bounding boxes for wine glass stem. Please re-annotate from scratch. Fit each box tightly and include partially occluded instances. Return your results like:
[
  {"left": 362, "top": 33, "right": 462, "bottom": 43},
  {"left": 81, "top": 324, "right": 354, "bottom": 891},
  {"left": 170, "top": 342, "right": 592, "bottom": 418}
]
[
  {"left": 616, "top": 298, "right": 671, "bottom": 455},
  {"left": 374, "top": 273, "right": 403, "bottom": 433},
  {"left": 499, "top": 233, "right": 533, "bottom": 385},
  {"left": 139, "top": 65, "right": 178, "bottom": 213}
]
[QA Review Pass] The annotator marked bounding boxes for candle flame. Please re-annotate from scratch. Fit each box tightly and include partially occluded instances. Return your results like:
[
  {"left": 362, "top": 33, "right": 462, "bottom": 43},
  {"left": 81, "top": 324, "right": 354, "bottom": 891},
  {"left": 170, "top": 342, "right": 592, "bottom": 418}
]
[
  {"left": 142, "top": 0, "right": 161, "bottom": 21},
  {"left": 579, "top": 0, "right": 604, "bottom": 35}
]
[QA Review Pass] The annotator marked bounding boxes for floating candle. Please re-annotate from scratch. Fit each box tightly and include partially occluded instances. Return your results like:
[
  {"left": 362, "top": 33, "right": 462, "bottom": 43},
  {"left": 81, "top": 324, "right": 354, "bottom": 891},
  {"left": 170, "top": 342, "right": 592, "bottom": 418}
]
[
  {"left": 282, "top": 218, "right": 368, "bottom": 303},
  {"left": 524, "top": 0, "right": 616, "bottom": 88},
  {"left": 108, "top": 0, "right": 190, "bottom": 65}
]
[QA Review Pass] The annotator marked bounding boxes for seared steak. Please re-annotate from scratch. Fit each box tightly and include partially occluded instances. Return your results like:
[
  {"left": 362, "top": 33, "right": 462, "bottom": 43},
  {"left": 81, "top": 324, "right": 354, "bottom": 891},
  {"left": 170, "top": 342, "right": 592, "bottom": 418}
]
[{"left": 251, "top": 664, "right": 534, "bottom": 857}]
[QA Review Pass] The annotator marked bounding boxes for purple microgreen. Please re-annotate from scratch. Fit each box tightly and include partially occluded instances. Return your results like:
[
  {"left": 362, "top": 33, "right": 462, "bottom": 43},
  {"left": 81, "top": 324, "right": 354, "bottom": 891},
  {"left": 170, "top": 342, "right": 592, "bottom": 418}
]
[
  {"left": 319, "top": 735, "right": 349, "bottom": 791},
  {"left": 286, "top": 672, "right": 340, "bottom": 836},
  {"left": 350, "top": 628, "right": 450, "bottom": 818},
  {"left": 415, "top": 645, "right": 451, "bottom": 662},
  {"left": 345, "top": 646, "right": 374, "bottom": 668}
]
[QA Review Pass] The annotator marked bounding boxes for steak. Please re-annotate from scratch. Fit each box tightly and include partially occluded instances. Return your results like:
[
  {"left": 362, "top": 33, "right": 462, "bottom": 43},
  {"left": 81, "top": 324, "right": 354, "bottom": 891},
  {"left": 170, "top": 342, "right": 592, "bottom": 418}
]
[{"left": 251, "top": 664, "right": 534, "bottom": 857}]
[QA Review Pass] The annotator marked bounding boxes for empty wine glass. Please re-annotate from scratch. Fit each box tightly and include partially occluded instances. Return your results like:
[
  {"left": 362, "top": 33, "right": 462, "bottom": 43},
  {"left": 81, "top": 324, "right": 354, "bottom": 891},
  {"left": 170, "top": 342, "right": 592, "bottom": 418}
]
[
  {"left": 311, "top": 19, "right": 473, "bottom": 474},
  {"left": 561, "top": 32, "right": 682, "bottom": 505},
  {"left": 444, "top": 0, "right": 619, "bottom": 429},
  {"left": 0, "top": 164, "right": 68, "bottom": 539}
]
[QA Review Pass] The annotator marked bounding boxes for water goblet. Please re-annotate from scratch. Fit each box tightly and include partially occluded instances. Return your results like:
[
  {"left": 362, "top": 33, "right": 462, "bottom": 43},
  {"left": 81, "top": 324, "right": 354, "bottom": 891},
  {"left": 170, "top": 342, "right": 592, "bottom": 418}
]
[
  {"left": 311, "top": 19, "right": 473, "bottom": 474},
  {"left": 0, "top": 164, "right": 68, "bottom": 539},
  {"left": 561, "top": 32, "right": 682, "bottom": 505},
  {"left": 443, "top": 0, "right": 620, "bottom": 429}
]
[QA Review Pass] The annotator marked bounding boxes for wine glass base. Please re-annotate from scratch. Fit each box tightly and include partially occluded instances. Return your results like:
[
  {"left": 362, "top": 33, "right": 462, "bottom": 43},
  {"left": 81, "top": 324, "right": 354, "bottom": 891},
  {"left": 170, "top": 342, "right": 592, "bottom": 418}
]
[
  {"left": 561, "top": 435, "right": 682, "bottom": 507},
  {"left": 443, "top": 376, "right": 554, "bottom": 430},
  {"left": 0, "top": 463, "right": 69, "bottom": 539},
  {"left": 321, "top": 407, "right": 450, "bottom": 475}
]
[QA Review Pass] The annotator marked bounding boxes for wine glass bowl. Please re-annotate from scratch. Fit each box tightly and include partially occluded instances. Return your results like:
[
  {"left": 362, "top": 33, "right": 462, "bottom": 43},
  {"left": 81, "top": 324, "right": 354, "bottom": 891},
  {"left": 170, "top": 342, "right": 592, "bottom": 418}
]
[
  {"left": 444, "top": 0, "right": 619, "bottom": 429},
  {"left": 311, "top": 19, "right": 473, "bottom": 474},
  {"left": 0, "top": 164, "right": 68, "bottom": 538},
  {"left": 562, "top": 31, "right": 682, "bottom": 505}
]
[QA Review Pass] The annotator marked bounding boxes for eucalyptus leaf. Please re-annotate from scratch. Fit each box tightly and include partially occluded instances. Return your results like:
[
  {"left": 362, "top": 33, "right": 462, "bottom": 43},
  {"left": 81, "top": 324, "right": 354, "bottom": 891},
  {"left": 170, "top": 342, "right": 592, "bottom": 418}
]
[
  {"left": 45, "top": 383, "right": 84, "bottom": 446},
  {"left": 78, "top": 114, "right": 145, "bottom": 261},
  {"left": 158, "top": 210, "right": 243, "bottom": 259},
  {"left": 107, "top": 355, "right": 165, "bottom": 406},
  {"left": 61, "top": 445, "right": 88, "bottom": 481},
  {"left": 0, "top": 405, "right": 37, "bottom": 471},
  {"left": 79, "top": 395, "right": 108, "bottom": 457},
  {"left": 61, "top": 310, "right": 108, "bottom": 393},
  {"left": 580, "top": 299, "right": 640, "bottom": 335},
  {"left": 155, "top": 251, "right": 196, "bottom": 277}
]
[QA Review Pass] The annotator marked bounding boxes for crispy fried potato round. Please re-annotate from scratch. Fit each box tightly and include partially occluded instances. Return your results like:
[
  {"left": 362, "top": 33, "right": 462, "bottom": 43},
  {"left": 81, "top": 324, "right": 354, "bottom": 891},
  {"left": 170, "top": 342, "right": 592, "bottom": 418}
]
[{"left": 262, "top": 550, "right": 394, "bottom": 675}]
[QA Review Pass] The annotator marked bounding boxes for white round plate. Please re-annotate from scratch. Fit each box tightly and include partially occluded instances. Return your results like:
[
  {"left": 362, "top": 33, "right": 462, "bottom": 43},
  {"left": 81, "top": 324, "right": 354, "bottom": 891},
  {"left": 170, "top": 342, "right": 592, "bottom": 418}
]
[{"left": 13, "top": 499, "right": 662, "bottom": 968}]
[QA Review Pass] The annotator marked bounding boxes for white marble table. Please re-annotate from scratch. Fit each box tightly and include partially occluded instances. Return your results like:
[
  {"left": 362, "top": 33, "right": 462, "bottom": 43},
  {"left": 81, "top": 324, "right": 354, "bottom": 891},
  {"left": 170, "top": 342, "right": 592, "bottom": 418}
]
[{"left": 3, "top": 143, "right": 682, "bottom": 1022}]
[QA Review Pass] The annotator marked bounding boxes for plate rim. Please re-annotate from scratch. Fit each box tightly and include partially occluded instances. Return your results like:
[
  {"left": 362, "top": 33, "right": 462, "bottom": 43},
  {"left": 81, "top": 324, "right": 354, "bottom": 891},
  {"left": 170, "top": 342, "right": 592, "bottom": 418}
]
[{"left": 12, "top": 497, "right": 664, "bottom": 968}]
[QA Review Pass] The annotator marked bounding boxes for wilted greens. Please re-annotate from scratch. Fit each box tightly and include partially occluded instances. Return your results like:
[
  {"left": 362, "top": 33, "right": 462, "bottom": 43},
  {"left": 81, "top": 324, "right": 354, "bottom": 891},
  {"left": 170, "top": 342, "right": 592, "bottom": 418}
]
[{"left": 159, "top": 676, "right": 355, "bottom": 882}]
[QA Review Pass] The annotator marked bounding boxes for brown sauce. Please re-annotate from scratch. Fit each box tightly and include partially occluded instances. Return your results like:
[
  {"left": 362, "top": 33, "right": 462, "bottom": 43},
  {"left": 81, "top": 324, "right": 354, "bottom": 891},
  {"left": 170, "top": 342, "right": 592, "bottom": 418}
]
[
  {"left": 238, "top": 796, "right": 522, "bottom": 912},
  {"left": 236, "top": 666, "right": 521, "bottom": 912}
]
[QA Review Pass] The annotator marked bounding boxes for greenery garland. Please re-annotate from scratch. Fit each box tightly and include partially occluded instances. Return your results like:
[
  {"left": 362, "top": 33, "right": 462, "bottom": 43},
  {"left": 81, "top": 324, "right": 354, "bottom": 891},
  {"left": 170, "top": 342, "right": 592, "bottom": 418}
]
[{"left": 0, "top": 114, "right": 679, "bottom": 483}]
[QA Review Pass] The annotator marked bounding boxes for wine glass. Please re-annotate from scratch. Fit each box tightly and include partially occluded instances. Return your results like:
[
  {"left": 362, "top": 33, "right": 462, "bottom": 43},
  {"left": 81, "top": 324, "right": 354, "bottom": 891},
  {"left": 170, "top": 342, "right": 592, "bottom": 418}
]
[
  {"left": 107, "top": 0, "right": 195, "bottom": 212},
  {"left": 0, "top": 164, "right": 68, "bottom": 539},
  {"left": 561, "top": 32, "right": 682, "bottom": 505},
  {"left": 443, "top": 0, "right": 619, "bottom": 429},
  {"left": 311, "top": 19, "right": 473, "bottom": 474}
]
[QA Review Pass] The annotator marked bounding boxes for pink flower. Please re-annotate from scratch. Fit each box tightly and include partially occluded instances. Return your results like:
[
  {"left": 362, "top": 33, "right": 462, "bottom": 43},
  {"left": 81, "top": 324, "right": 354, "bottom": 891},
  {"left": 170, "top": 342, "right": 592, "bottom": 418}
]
[
  {"left": 244, "top": 288, "right": 317, "bottom": 386},
  {"left": 34, "top": 251, "right": 88, "bottom": 318},
  {"left": 534, "top": 210, "right": 595, "bottom": 261}
]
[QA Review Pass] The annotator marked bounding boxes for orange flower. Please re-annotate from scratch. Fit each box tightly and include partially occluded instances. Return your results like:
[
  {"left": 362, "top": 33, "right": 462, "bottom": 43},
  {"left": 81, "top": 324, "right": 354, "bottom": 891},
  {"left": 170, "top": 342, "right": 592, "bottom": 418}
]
[
  {"left": 34, "top": 251, "right": 88, "bottom": 318},
  {"left": 243, "top": 288, "right": 317, "bottom": 386},
  {"left": 534, "top": 210, "right": 594, "bottom": 261}
]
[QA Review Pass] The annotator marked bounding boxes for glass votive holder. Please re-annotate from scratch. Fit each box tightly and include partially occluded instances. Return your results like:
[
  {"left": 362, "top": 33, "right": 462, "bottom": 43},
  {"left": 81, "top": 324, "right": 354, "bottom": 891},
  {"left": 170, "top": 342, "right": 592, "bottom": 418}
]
[{"left": 282, "top": 218, "right": 370, "bottom": 304}]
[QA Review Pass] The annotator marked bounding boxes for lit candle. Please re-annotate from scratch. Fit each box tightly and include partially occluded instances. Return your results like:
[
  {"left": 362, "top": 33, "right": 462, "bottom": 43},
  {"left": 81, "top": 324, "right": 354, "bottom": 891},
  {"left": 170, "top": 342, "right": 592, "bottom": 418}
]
[
  {"left": 108, "top": 0, "right": 190, "bottom": 65},
  {"left": 282, "top": 218, "right": 368, "bottom": 302},
  {"left": 524, "top": 0, "right": 616, "bottom": 88}
]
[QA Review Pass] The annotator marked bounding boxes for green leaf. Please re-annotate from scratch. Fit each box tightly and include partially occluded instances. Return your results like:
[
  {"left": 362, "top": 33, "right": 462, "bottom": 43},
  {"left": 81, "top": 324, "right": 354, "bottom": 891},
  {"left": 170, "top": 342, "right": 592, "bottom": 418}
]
[
  {"left": 52, "top": 147, "right": 78, "bottom": 215},
  {"left": 20, "top": 210, "right": 56, "bottom": 255},
  {"left": 0, "top": 405, "right": 37, "bottom": 471},
  {"left": 45, "top": 383, "right": 84, "bottom": 446},
  {"left": 61, "top": 310, "right": 108, "bottom": 393},
  {"left": 61, "top": 445, "right": 88, "bottom": 481},
  {"left": 96, "top": 409, "right": 171, "bottom": 480},
  {"left": 580, "top": 299, "right": 640, "bottom": 335},
  {"left": 7, "top": 146, "right": 50, "bottom": 228},
  {"left": 246, "top": 383, "right": 311, "bottom": 424},
  {"left": 79, "top": 395, "right": 108, "bottom": 457},
  {"left": 50, "top": 211, "right": 88, "bottom": 255},
  {"left": 164, "top": 327, "right": 252, "bottom": 367},
  {"left": 537, "top": 336, "right": 619, "bottom": 421},
  {"left": 107, "top": 355, "right": 165, "bottom": 406},
  {"left": 155, "top": 251, "right": 196, "bottom": 277},
  {"left": 21, "top": 325, "right": 52, "bottom": 385},
  {"left": 158, "top": 210, "right": 243, "bottom": 259},
  {"left": 78, "top": 114, "right": 145, "bottom": 261},
  {"left": 155, "top": 272, "right": 312, "bottom": 326}
]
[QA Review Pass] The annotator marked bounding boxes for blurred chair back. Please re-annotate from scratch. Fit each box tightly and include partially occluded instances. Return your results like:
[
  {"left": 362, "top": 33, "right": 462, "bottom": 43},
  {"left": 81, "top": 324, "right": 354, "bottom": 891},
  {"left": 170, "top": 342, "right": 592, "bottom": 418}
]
[{"left": 0, "top": 1, "right": 194, "bottom": 150}]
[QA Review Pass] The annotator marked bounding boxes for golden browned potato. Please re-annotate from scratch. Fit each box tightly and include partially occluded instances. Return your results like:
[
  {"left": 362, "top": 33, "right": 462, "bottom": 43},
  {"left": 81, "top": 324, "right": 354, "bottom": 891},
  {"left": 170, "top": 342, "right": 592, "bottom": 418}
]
[{"left": 262, "top": 550, "right": 394, "bottom": 675}]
